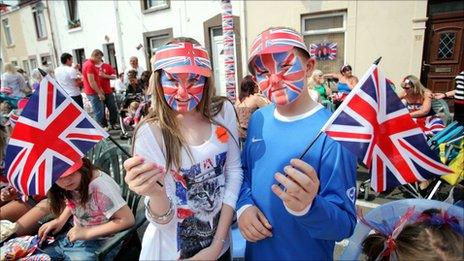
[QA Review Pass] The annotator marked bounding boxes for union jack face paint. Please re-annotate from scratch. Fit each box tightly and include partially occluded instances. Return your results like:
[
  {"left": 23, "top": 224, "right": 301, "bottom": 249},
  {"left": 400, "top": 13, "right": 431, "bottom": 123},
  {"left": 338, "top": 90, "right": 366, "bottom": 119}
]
[
  {"left": 252, "top": 50, "right": 306, "bottom": 106},
  {"left": 161, "top": 71, "right": 206, "bottom": 112}
]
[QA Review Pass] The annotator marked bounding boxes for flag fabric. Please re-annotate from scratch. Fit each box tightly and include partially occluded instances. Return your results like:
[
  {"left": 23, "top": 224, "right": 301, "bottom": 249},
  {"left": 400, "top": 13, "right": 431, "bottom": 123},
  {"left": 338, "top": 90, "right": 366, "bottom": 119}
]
[
  {"left": 222, "top": 0, "right": 237, "bottom": 102},
  {"left": 321, "top": 64, "right": 452, "bottom": 192},
  {"left": 4, "top": 75, "right": 108, "bottom": 196},
  {"left": 413, "top": 116, "right": 445, "bottom": 136}
]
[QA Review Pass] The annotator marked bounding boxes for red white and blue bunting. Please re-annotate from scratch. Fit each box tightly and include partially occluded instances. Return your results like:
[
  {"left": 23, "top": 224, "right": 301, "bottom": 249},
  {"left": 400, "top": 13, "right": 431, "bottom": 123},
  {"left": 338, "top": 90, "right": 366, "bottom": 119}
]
[{"left": 221, "top": 0, "right": 236, "bottom": 102}]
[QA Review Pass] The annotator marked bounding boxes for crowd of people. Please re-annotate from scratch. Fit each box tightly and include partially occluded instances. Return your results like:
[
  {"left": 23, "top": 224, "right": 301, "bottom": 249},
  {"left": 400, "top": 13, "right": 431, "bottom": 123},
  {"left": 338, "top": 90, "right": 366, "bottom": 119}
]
[{"left": 0, "top": 27, "right": 462, "bottom": 260}]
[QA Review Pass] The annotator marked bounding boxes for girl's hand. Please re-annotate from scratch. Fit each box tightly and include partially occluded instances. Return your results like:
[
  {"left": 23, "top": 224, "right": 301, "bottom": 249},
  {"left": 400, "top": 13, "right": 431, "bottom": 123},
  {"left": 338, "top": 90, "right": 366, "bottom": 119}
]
[
  {"left": 124, "top": 155, "right": 166, "bottom": 198},
  {"left": 0, "top": 186, "right": 17, "bottom": 202},
  {"left": 186, "top": 245, "right": 222, "bottom": 261},
  {"left": 38, "top": 219, "right": 65, "bottom": 242},
  {"left": 67, "top": 223, "right": 90, "bottom": 242}
]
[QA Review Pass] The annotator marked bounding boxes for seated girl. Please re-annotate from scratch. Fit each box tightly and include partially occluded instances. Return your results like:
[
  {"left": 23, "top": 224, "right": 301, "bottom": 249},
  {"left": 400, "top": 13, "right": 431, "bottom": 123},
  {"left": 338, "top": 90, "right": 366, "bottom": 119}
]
[
  {"left": 309, "top": 70, "right": 334, "bottom": 110},
  {"left": 398, "top": 75, "right": 445, "bottom": 136},
  {"left": 39, "top": 157, "right": 135, "bottom": 260}
]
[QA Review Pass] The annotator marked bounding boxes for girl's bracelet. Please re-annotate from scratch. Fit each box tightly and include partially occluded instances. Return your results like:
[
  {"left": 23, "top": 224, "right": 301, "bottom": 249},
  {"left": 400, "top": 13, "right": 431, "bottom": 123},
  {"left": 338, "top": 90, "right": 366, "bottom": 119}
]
[{"left": 145, "top": 197, "right": 173, "bottom": 223}]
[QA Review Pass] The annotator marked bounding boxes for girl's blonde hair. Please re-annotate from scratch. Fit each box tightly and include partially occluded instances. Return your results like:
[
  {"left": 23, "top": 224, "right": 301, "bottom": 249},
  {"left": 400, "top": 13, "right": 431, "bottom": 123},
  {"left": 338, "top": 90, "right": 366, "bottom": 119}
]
[
  {"left": 135, "top": 37, "right": 235, "bottom": 171},
  {"left": 401, "top": 75, "right": 428, "bottom": 97},
  {"left": 3, "top": 63, "right": 17, "bottom": 74}
]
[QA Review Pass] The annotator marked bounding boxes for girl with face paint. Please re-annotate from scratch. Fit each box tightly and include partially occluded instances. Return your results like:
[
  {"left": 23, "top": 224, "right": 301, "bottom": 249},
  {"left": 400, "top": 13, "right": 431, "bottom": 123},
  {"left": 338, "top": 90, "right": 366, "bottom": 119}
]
[{"left": 123, "top": 37, "right": 242, "bottom": 260}]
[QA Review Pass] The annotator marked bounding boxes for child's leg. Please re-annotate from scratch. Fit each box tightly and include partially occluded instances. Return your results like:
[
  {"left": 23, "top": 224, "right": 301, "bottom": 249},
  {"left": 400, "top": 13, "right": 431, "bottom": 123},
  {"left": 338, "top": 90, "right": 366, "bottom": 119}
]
[
  {"left": 15, "top": 199, "right": 50, "bottom": 236},
  {"left": 0, "top": 200, "right": 31, "bottom": 221}
]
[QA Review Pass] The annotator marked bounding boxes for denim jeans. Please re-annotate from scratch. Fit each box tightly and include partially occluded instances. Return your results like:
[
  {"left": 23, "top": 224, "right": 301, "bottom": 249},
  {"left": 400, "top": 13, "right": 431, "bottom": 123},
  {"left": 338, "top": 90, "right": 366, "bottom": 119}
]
[
  {"left": 87, "top": 94, "right": 105, "bottom": 126},
  {"left": 42, "top": 233, "right": 120, "bottom": 261},
  {"left": 104, "top": 93, "right": 118, "bottom": 126}
]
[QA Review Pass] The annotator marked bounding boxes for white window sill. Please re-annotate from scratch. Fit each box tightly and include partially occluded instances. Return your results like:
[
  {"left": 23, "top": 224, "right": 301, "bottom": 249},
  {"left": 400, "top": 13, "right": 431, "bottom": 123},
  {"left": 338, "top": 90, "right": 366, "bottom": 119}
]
[{"left": 68, "top": 27, "right": 82, "bottom": 33}]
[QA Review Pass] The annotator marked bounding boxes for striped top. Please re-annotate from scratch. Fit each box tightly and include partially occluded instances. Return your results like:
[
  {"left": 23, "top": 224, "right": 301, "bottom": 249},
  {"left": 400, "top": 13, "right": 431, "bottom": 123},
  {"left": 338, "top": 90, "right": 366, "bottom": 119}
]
[{"left": 455, "top": 71, "right": 464, "bottom": 101}]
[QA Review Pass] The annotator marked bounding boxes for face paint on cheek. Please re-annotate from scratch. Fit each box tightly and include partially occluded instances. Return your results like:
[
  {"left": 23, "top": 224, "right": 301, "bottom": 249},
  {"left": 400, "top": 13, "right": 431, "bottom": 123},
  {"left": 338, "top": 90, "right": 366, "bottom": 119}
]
[
  {"left": 253, "top": 51, "right": 306, "bottom": 106},
  {"left": 160, "top": 71, "right": 205, "bottom": 112}
]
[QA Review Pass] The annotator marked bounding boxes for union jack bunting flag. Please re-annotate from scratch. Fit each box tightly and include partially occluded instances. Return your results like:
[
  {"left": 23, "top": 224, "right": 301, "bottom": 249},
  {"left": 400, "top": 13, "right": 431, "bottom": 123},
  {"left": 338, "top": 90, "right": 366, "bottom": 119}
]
[
  {"left": 4, "top": 76, "right": 108, "bottom": 196},
  {"left": 321, "top": 64, "right": 452, "bottom": 192},
  {"left": 309, "top": 42, "right": 337, "bottom": 61},
  {"left": 152, "top": 42, "right": 211, "bottom": 77},
  {"left": 249, "top": 28, "right": 309, "bottom": 63}
]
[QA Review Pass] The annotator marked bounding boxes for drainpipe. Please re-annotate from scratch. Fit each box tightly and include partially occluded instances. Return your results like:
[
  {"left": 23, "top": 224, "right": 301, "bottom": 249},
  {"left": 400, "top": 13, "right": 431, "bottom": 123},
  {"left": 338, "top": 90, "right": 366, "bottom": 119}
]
[
  {"left": 113, "top": 0, "right": 126, "bottom": 72},
  {"left": 44, "top": 0, "right": 59, "bottom": 67}
]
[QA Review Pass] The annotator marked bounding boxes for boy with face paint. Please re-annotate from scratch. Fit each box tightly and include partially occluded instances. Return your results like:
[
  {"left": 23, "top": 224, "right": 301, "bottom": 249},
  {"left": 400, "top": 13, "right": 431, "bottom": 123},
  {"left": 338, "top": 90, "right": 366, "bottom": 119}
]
[{"left": 237, "top": 28, "right": 357, "bottom": 260}]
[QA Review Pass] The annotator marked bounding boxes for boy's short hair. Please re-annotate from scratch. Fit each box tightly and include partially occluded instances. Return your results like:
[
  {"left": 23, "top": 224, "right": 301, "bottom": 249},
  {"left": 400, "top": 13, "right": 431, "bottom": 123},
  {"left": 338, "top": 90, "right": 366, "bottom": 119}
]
[{"left": 60, "top": 53, "right": 73, "bottom": 65}]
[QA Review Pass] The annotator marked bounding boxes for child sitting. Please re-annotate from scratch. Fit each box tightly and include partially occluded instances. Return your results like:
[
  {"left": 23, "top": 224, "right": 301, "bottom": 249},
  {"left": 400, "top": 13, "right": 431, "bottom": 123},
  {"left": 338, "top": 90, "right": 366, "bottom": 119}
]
[
  {"left": 39, "top": 157, "right": 135, "bottom": 260},
  {"left": 362, "top": 208, "right": 463, "bottom": 260},
  {"left": 123, "top": 101, "right": 140, "bottom": 127}
]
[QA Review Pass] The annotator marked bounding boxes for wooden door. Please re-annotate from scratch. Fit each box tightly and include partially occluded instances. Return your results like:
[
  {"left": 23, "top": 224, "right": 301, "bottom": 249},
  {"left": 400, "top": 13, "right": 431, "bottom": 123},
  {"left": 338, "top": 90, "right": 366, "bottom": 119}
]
[{"left": 424, "top": 17, "right": 464, "bottom": 94}]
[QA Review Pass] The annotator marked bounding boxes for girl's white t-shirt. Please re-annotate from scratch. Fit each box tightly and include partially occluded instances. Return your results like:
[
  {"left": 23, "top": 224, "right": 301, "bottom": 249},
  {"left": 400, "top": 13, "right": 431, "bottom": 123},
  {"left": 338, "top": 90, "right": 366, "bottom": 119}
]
[{"left": 133, "top": 101, "right": 243, "bottom": 260}]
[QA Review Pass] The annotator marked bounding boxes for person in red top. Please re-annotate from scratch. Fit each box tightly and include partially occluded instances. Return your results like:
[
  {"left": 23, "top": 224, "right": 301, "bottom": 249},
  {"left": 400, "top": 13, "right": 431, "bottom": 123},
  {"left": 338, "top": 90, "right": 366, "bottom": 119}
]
[
  {"left": 82, "top": 50, "right": 106, "bottom": 128},
  {"left": 96, "top": 61, "right": 119, "bottom": 129}
]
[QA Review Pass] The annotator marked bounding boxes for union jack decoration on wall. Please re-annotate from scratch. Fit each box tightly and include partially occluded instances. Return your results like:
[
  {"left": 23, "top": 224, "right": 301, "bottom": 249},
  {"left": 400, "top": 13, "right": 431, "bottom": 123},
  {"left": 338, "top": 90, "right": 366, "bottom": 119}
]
[
  {"left": 4, "top": 76, "right": 108, "bottom": 196},
  {"left": 321, "top": 63, "right": 451, "bottom": 192},
  {"left": 309, "top": 42, "right": 337, "bottom": 61},
  {"left": 221, "top": 0, "right": 237, "bottom": 102}
]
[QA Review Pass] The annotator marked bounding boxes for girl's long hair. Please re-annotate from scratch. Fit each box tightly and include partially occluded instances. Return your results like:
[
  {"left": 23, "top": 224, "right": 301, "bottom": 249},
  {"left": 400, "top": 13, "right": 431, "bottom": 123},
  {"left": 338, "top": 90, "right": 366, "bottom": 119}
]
[
  {"left": 135, "top": 37, "right": 237, "bottom": 171},
  {"left": 47, "top": 158, "right": 94, "bottom": 216},
  {"left": 402, "top": 75, "right": 427, "bottom": 98}
]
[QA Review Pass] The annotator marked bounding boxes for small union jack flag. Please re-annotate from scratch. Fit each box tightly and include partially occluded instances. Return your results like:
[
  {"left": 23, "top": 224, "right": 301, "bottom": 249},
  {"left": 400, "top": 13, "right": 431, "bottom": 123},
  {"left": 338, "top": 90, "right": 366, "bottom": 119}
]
[
  {"left": 4, "top": 75, "right": 108, "bottom": 196},
  {"left": 152, "top": 42, "right": 211, "bottom": 77},
  {"left": 249, "top": 28, "right": 309, "bottom": 64},
  {"left": 322, "top": 63, "right": 452, "bottom": 192},
  {"left": 309, "top": 42, "right": 337, "bottom": 61}
]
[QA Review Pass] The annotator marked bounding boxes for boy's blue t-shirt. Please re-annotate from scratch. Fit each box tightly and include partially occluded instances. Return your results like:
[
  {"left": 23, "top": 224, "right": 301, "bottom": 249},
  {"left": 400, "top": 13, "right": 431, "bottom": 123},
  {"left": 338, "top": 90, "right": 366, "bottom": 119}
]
[{"left": 237, "top": 104, "right": 357, "bottom": 260}]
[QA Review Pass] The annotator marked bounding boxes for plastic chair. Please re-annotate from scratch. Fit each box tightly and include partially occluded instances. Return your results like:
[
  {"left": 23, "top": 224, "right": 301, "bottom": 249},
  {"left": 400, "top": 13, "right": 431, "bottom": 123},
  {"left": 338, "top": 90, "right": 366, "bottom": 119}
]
[
  {"left": 93, "top": 145, "right": 147, "bottom": 261},
  {"left": 432, "top": 98, "right": 452, "bottom": 125},
  {"left": 339, "top": 199, "right": 464, "bottom": 260}
]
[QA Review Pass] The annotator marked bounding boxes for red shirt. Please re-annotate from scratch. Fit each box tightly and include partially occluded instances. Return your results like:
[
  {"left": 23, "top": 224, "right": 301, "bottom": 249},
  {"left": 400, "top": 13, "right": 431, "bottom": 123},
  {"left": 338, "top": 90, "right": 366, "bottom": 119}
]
[
  {"left": 82, "top": 59, "right": 101, "bottom": 95},
  {"left": 97, "top": 63, "right": 115, "bottom": 94}
]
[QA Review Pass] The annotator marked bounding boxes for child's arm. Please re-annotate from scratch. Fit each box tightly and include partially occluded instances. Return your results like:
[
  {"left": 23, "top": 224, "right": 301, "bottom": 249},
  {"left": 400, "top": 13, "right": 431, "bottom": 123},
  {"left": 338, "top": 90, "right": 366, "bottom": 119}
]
[
  {"left": 38, "top": 206, "right": 72, "bottom": 242},
  {"left": 409, "top": 91, "right": 433, "bottom": 118},
  {"left": 67, "top": 205, "right": 135, "bottom": 242}
]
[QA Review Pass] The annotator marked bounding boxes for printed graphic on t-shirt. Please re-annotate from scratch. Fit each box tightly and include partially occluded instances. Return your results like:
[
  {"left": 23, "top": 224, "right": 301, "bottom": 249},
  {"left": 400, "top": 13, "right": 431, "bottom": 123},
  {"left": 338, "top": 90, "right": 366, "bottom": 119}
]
[
  {"left": 173, "top": 152, "right": 227, "bottom": 259},
  {"left": 67, "top": 188, "right": 115, "bottom": 227}
]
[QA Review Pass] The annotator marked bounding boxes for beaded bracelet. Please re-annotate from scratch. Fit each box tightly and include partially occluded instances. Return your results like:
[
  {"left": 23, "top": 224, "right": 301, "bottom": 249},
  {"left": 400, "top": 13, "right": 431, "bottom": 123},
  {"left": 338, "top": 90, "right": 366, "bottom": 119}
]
[{"left": 145, "top": 197, "right": 173, "bottom": 223}]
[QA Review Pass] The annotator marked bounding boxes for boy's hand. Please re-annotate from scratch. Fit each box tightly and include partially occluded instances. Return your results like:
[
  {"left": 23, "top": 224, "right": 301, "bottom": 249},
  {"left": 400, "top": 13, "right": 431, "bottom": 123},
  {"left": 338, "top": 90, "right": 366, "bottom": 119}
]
[
  {"left": 67, "top": 223, "right": 90, "bottom": 242},
  {"left": 238, "top": 206, "right": 272, "bottom": 242},
  {"left": 0, "top": 186, "right": 17, "bottom": 202},
  {"left": 272, "top": 159, "right": 319, "bottom": 213}
]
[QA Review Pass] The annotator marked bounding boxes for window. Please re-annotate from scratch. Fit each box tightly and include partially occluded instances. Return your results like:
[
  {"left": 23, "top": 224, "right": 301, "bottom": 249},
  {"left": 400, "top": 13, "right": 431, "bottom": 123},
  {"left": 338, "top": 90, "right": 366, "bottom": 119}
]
[
  {"left": 141, "top": 0, "right": 169, "bottom": 13},
  {"left": 302, "top": 12, "right": 346, "bottom": 74},
  {"left": 11, "top": 60, "right": 18, "bottom": 67},
  {"left": 2, "top": 18, "right": 13, "bottom": 46},
  {"left": 65, "top": 0, "right": 80, "bottom": 29},
  {"left": 33, "top": 9, "right": 47, "bottom": 39},
  {"left": 22, "top": 60, "right": 30, "bottom": 75},
  {"left": 73, "top": 48, "right": 85, "bottom": 70},
  {"left": 29, "top": 57, "right": 38, "bottom": 71},
  {"left": 41, "top": 55, "right": 53, "bottom": 69}
]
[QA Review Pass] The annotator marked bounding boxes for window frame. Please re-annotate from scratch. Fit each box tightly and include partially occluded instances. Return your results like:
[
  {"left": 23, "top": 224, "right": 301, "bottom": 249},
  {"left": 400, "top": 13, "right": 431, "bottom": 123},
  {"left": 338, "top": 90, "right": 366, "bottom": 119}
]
[
  {"left": 301, "top": 11, "right": 347, "bottom": 66},
  {"left": 2, "top": 18, "right": 14, "bottom": 47},
  {"left": 64, "top": 0, "right": 81, "bottom": 30},
  {"left": 143, "top": 28, "right": 173, "bottom": 69},
  {"left": 33, "top": 9, "right": 48, "bottom": 40},
  {"left": 140, "top": 0, "right": 170, "bottom": 14}
]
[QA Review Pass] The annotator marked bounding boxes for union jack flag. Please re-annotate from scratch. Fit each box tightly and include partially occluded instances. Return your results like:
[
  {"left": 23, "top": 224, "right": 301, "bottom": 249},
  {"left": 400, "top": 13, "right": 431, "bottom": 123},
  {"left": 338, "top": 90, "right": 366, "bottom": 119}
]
[
  {"left": 309, "top": 42, "right": 337, "bottom": 61},
  {"left": 152, "top": 42, "right": 211, "bottom": 77},
  {"left": 249, "top": 28, "right": 309, "bottom": 61},
  {"left": 4, "top": 76, "right": 108, "bottom": 196},
  {"left": 322, "top": 64, "right": 452, "bottom": 192}
]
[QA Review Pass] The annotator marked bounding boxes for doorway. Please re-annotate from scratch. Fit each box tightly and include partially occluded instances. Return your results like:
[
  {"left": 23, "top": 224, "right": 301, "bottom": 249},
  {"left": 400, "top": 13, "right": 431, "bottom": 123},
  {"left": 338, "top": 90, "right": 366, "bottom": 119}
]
[
  {"left": 103, "top": 43, "right": 118, "bottom": 74},
  {"left": 422, "top": 0, "right": 464, "bottom": 111}
]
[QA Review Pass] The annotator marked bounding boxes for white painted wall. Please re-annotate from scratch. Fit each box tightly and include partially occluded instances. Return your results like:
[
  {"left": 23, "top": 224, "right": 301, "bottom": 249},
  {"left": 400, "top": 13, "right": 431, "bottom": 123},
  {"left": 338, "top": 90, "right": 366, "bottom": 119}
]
[{"left": 47, "top": 0, "right": 120, "bottom": 67}]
